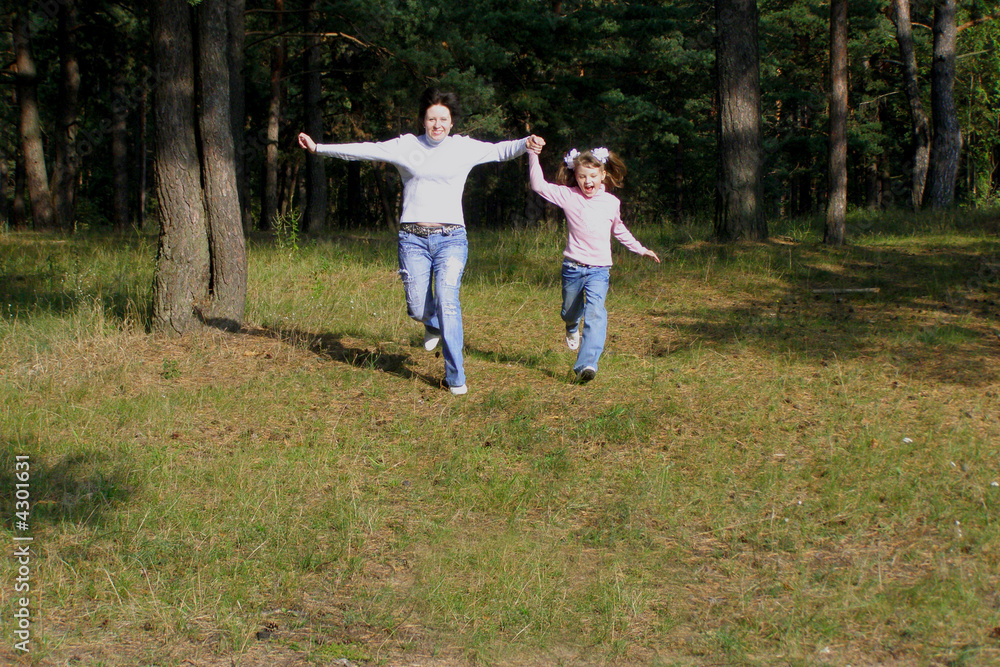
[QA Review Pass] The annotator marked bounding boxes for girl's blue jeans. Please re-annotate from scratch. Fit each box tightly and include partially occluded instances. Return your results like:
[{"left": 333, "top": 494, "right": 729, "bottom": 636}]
[
  {"left": 398, "top": 227, "right": 468, "bottom": 387},
  {"left": 561, "top": 260, "right": 610, "bottom": 374}
]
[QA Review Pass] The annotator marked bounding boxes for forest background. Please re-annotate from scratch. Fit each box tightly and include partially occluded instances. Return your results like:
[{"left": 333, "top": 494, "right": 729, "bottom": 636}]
[{"left": 4, "top": 0, "right": 1000, "bottom": 244}]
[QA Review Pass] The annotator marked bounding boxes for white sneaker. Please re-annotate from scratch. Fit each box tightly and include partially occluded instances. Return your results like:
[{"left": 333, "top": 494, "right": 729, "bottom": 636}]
[
  {"left": 566, "top": 330, "right": 580, "bottom": 351},
  {"left": 575, "top": 367, "right": 597, "bottom": 383},
  {"left": 449, "top": 384, "right": 468, "bottom": 395},
  {"left": 423, "top": 331, "right": 441, "bottom": 351}
]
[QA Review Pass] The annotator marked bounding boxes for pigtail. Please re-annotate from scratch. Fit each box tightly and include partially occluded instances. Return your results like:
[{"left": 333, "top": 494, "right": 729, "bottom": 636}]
[
  {"left": 555, "top": 162, "right": 576, "bottom": 187},
  {"left": 602, "top": 152, "right": 627, "bottom": 189}
]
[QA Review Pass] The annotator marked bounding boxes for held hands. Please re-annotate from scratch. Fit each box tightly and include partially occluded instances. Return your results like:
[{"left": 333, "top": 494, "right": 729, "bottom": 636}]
[
  {"left": 298, "top": 132, "right": 317, "bottom": 153},
  {"left": 526, "top": 134, "right": 545, "bottom": 154}
]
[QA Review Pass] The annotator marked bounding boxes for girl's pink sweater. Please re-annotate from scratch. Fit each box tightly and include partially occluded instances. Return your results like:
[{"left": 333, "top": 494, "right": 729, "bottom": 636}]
[{"left": 529, "top": 152, "right": 649, "bottom": 266}]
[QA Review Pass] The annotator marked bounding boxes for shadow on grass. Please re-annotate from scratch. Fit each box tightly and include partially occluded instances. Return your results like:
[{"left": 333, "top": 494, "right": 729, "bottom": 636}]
[
  {"left": 465, "top": 344, "right": 559, "bottom": 374},
  {"left": 649, "top": 240, "right": 1000, "bottom": 387},
  {"left": 247, "top": 325, "right": 442, "bottom": 388},
  {"left": 0, "top": 436, "right": 135, "bottom": 529}
]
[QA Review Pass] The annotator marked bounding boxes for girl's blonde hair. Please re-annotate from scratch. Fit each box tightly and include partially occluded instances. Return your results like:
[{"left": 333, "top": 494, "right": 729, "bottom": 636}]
[{"left": 555, "top": 148, "right": 627, "bottom": 189}]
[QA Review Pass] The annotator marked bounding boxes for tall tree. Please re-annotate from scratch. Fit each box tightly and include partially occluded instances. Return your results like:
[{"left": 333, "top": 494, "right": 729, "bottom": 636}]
[
  {"left": 263, "top": 0, "right": 285, "bottom": 230},
  {"left": 150, "top": 0, "right": 249, "bottom": 333},
  {"left": 52, "top": 0, "right": 81, "bottom": 232},
  {"left": 137, "top": 83, "right": 150, "bottom": 230},
  {"left": 227, "top": 0, "right": 251, "bottom": 234},
  {"left": 714, "top": 0, "right": 766, "bottom": 241},
  {"left": 14, "top": 5, "right": 55, "bottom": 230},
  {"left": 891, "top": 0, "right": 931, "bottom": 210},
  {"left": 825, "top": 0, "right": 848, "bottom": 246},
  {"left": 302, "top": 0, "right": 327, "bottom": 234},
  {"left": 0, "top": 146, "right": 7, "bottom": 229},
  {"left": 150, "top": 0, "right": 211, "bottom": 333},
  {"left": 197, "top": 0, "right": 248, "bottom": 330},
  {"left": 111, "top": 57, "right": 130, "bottom": 233},
  {"left": 925, "top": 0, "right": 961, "bottom": 208}
]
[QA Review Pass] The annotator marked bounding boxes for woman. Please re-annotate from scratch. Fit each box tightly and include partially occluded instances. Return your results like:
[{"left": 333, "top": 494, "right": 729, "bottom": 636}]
[{"left": 298, "top": 88, "right": 545, "bottom": 395}]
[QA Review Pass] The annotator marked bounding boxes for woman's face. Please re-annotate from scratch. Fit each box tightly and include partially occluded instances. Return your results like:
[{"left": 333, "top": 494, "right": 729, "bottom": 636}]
[
  {"left": 574, "top": 163, "right": 606, "bottom": 198},
  {"left": 423, "top": 104, "right": 453, "bottom": 142}
]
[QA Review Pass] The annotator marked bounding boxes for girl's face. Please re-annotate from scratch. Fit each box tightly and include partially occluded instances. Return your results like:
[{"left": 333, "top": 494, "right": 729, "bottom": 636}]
[
  {"left": 423, "top": 104, "right": 453, "bottom": 142},
  {"left": 574, "top": 163, "right": 606, "bottom": 198}
]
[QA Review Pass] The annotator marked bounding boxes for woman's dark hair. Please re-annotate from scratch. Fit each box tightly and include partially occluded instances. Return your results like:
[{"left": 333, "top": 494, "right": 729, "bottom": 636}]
[{"left": 418, "top": 87, "right": 461, "bottom": 124}]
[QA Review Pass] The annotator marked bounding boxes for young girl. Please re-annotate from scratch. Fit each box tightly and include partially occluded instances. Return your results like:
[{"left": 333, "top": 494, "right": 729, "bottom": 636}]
[{"left": 527, "top": 145, "right": 660, "bottom": 383}]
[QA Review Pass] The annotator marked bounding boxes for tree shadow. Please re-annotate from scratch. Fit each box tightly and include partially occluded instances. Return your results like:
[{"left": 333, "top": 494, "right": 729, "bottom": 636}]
[
  {"left": 465, "top": 344, "right": 567, "bottom": 380},
  {"left": 245, "top": 325, "right": 442, "bottom": 388},
  {"left": 648, "top": 240, "right": 1000, "bottom": 387},
  {"left": 0, "top": 436, "right": 136, "bottom": 530}
]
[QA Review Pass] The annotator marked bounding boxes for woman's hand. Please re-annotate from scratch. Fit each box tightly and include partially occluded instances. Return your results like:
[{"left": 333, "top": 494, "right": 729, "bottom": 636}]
[
  {"left": 298, "top": 132, "right": 317, "bottom": 153},
  {"left": 644, "top": 249, "right": 661, "bottom": 263},
  {"left": 526, "top": 134, "right": 545, "bottom": 154}
]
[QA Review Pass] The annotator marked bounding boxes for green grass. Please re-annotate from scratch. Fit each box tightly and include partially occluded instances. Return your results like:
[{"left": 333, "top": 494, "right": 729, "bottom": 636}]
[{"left": 1, "top": 211, "right": 999, "bottom": 666}]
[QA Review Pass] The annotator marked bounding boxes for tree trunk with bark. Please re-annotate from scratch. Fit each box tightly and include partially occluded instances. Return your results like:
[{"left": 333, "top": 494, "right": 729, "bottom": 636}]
[
  {"left": 925, "top": 0, "right": 962, "bottom": 208},
  {"left": 0, "top": 146, "right": 8, "bottom": 229},
  {"left": 891, "top": 0, "right": 931, "bottom": 210},
  {"left": 825, "top": 0, "right": 848, "bottom": 246},
  {"left": 197, "top": 0, "right": 248, "bottom": 331},
  {"left": 53, "top": 0, "right": 81, "bottom": 232},
  {"left": 714, "top": 0, "right": 766, "bottom": 242},
  {"left": 263, "top": 0, "right": 285, "bottom": 230},
  {"left": 138, "top": 84, "right": 149, "bottom": 230},
  {"left": 227, "top": 0, "right": 251, "bottom": 235},
  {"left": 14, "top": 6, "right": 55, "bottom": 231},
  {"left": 303, "top": 0, "right": 327, "bottom": 234},
  {"left": 150, "top": 0, "right": 211, "bottom": 334},
  {"left": 13, "top": 159, "right": 27, "bottom": 230},
  {"left": 111, "top": 59, "right": 130, "bottom": 233}
]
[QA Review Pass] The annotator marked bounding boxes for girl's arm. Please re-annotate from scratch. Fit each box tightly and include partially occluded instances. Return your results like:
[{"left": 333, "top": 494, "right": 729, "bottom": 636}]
[
  {"left": 528, "top": 152, "right": 575, "bottom": 208},
  {"left": 612, "top": 217, "right": 660, "bottom": 263}
]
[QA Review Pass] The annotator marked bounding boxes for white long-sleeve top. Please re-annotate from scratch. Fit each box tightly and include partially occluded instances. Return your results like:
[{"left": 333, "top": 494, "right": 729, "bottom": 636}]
[
  {"left": 528, "top": 152, "right": 649, "bottom": 267},
  {"left": 315, "top": 133, "right": 529, "bottom": 226}
]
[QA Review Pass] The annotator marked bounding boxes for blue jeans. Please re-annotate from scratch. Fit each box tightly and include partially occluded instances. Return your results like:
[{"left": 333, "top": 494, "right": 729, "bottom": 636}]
[
  {"left": 398, "top": 227, "right": 468, "bottom": 387},
  {"left": 561, "top": 260, "right": 610, "bottom": 373}
]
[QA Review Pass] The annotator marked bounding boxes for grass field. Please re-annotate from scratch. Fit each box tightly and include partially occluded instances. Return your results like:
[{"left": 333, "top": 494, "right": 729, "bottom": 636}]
[{"left": 2, "top": 210, "right": 999, "bottom": 666}]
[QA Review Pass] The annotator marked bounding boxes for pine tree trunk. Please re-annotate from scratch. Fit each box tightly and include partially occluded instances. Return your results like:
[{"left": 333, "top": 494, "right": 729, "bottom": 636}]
[
  {"left": 13, "top": 159, "right": 27, "bottom": 230},
  {"left": 0, "top": 146, "right": 8, "bottom": 229},
  {"left": 891, "top": 0, "right": 931, "bottom": 210},
  {"left": 825, "top": 0, "right": 848, "bottom": 246},
  {"left": 14, "top": 6, "right": 55, "bottom": 231},
  {"left": 346, "top": 163, "right": 364, "bottom": 227},
  {"left": 198, "top": 0, "right": 248, "bottom": 331},
  {"left": 138, "top": 85, "right": 149, "bottom": 230},
  {"left": 303, "top": 0, "right": 327, "bottom": 234},
  {"left": 925, "top": 0, "right": 962, "bottom": 209},
  {"left": 52, "top": 0, "right": 81, "bottom": 232},
  {"left": 674, "top": 139, "right": 685, "bottom": 222},
  {"left": 111, "top": 60, "right": 129, "bottom": 233},
  {"left": 150, "top": 0, "right": 211, "bottom": 334},
  {"left": 372, "top": 165, "right": 397, "bottom": 229},
  {"left": 227, "top": 0, "right": 251, "bottom": 235},
  {"left": 263, "top": 0, "right": 285, "bottom": 230},
  {"left": 714, "top": 0, "right": 766, "bottom": 242}
]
